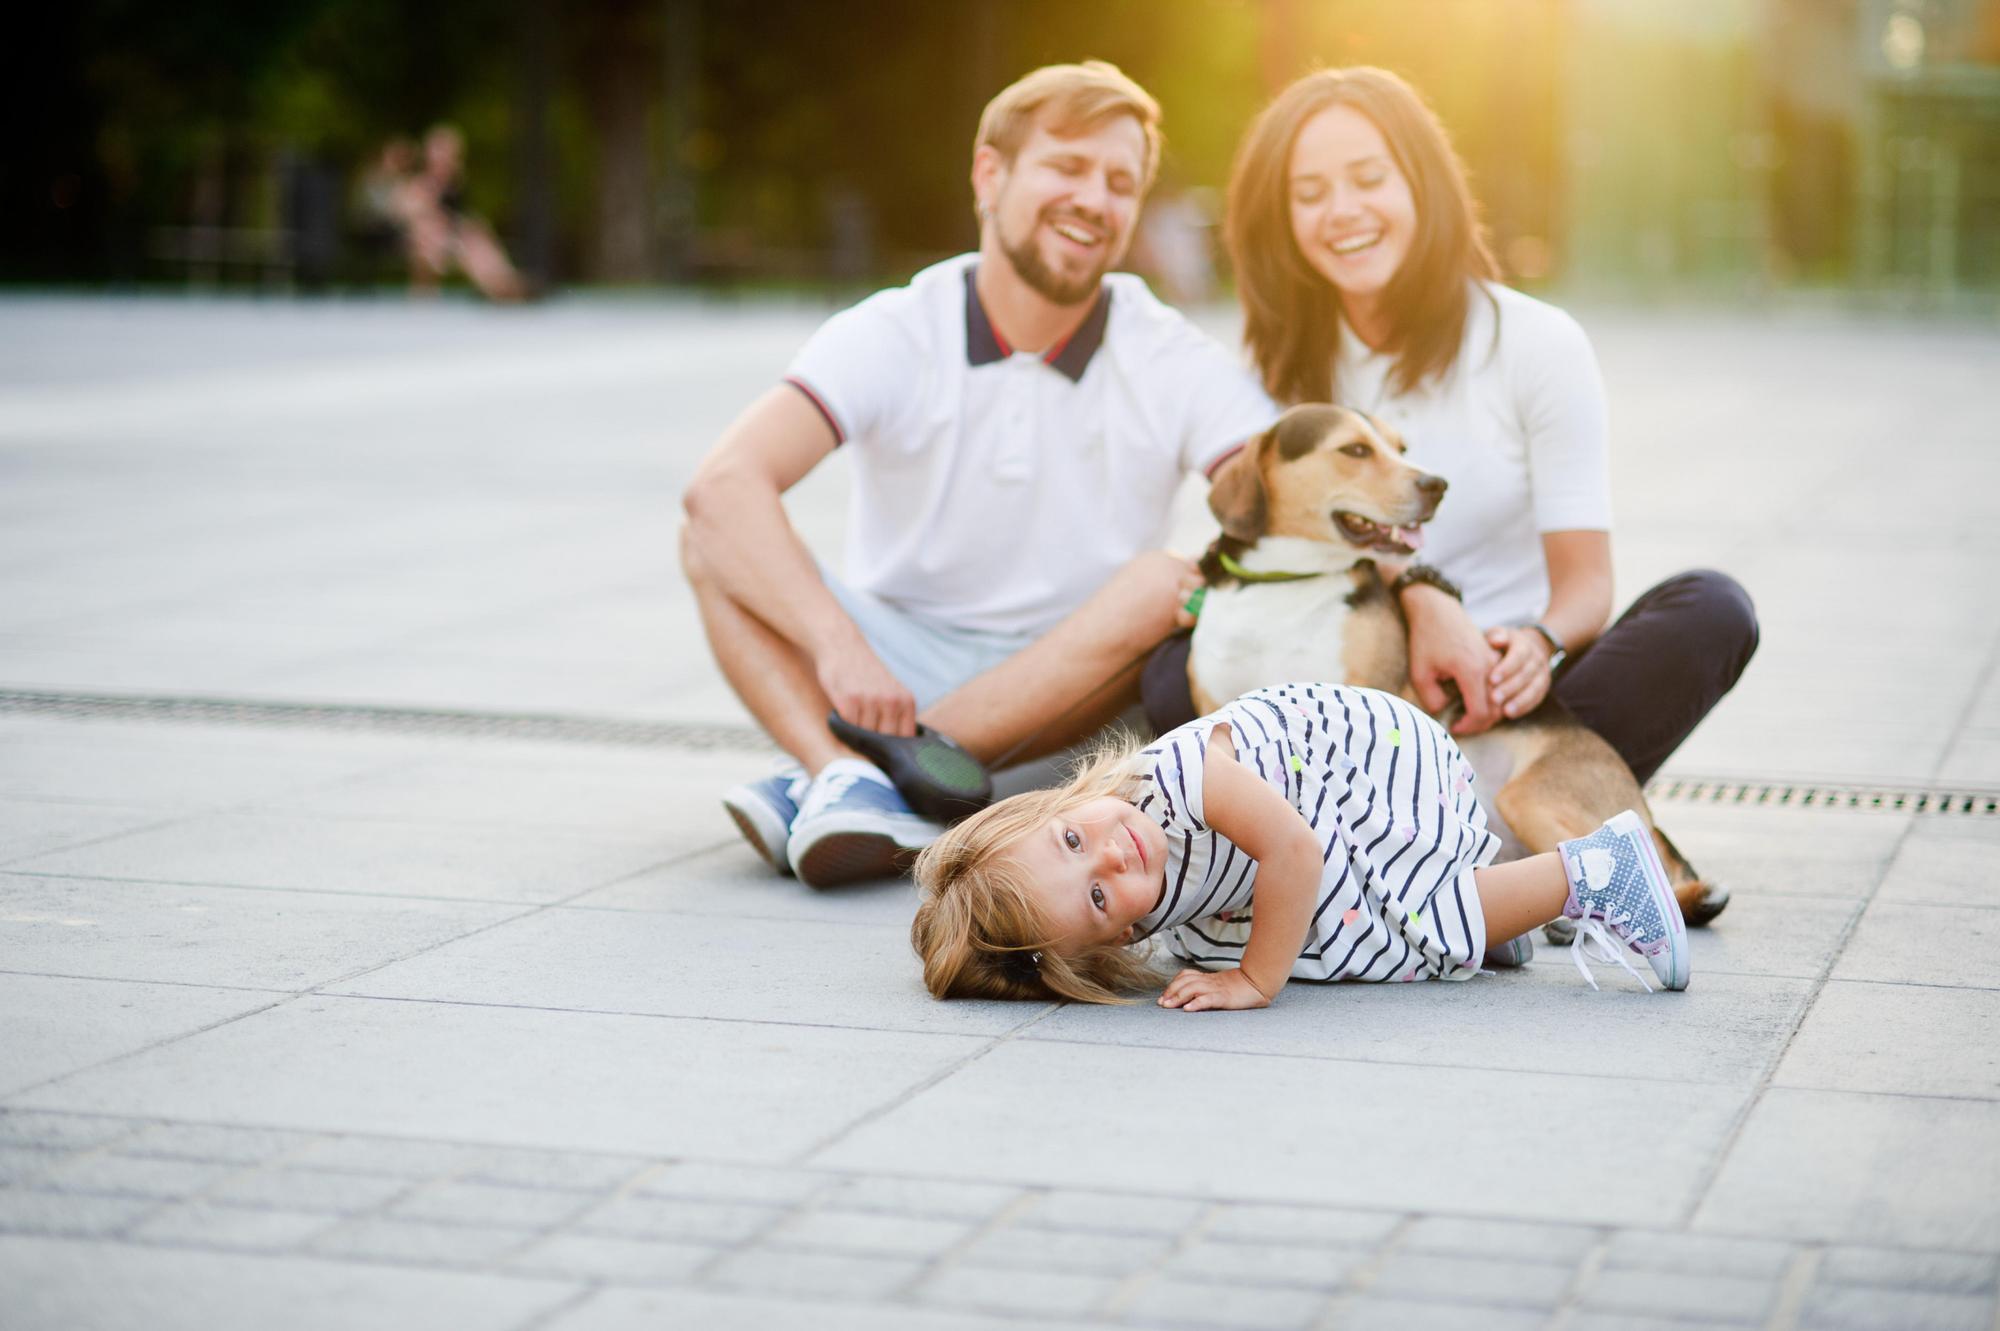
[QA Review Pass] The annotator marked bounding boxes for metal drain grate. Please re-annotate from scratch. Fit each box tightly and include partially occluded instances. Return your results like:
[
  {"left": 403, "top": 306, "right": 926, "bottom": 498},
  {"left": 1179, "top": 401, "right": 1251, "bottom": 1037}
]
[
  {"left": 1645, "top": 774, "right": 2000, "bottom": 816},
  {"left": 0, "top": 689, "right": 773, "bottom": 753}
]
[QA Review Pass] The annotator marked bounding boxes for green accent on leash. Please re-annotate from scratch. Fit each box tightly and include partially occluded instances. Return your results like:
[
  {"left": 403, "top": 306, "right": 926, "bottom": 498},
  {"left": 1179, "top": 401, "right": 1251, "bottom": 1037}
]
[
  {"left": 1182, "top": 586, "right": 1206, "bottom": 618},
  {"left": 916, "top": 745, "right": 985, "bottom": 789}
]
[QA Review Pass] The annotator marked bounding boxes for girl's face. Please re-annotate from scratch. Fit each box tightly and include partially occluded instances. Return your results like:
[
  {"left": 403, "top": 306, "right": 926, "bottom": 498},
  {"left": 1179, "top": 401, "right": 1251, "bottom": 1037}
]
[
  {"left": 1009, "top": 796, "right": 1168, "bottom": 952},
  {"left": 1286, "top": 104, "right": 1417, "bottom": 308}
]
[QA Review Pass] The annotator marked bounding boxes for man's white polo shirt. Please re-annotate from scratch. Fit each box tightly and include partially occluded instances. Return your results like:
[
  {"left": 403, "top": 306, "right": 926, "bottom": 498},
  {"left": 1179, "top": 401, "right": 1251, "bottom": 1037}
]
[{"left": 785, "top": 254, "right": 1277, "bottom": 638}]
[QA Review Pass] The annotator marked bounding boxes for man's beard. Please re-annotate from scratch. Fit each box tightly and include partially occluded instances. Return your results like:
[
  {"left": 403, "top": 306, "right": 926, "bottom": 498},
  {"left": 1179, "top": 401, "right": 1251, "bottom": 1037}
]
[{"left": 1000, "top": 210, "right": 1113, "bottom": 306}]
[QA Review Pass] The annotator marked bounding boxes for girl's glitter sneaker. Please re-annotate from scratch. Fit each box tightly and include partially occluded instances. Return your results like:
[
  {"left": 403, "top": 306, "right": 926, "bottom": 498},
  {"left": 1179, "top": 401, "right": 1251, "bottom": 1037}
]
[{"left": 1557, "top": 811, "right": 1690, "bottom": 992}]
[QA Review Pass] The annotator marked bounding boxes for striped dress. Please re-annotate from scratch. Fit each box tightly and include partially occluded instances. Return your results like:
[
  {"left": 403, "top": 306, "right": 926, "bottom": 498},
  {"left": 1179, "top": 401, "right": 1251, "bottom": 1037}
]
[{"left": 1129, "top": 684, "right": 1499, "bottom": 983}]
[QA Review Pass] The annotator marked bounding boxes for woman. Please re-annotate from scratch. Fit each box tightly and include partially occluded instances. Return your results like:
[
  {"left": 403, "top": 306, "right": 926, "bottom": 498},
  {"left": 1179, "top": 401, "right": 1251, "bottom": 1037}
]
[{"left": 1150, "top": 67, "right": 1755, "bottom": 804}]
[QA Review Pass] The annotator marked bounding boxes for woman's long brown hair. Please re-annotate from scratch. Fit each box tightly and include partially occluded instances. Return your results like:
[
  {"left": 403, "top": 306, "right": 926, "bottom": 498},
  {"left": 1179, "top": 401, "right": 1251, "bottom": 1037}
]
[{"left": 1226, "top": 67, "right": 1497, "bottom": 407}]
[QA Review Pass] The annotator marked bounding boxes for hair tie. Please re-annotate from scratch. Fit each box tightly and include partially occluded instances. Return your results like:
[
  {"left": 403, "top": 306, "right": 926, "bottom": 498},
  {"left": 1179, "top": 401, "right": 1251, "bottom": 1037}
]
[{"left": 1002, "top": 949, "right": 1042, "bottom": 984}]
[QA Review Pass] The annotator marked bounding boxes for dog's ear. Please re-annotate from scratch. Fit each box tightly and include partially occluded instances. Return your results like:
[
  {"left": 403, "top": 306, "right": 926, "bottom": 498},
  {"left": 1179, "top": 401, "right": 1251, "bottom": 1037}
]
[{"left": 1207, "top": 434, "right": 1270, "bottom": 542}]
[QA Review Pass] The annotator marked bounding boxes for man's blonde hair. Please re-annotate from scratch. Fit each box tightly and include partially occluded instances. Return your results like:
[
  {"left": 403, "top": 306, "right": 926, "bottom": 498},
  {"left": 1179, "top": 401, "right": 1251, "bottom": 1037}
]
[
  {"left": 911, "top": 732, "right": 1162, "bottom": 1004},
  {"left": 973, "top": 60, "right": 1164, "bottom": 189}
]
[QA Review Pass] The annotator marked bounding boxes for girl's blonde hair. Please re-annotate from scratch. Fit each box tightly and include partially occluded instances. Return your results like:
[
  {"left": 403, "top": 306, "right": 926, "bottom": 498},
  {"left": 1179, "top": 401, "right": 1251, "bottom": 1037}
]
[{"left": 911, "top": 732, "right": 1163, "bottom": 1004}]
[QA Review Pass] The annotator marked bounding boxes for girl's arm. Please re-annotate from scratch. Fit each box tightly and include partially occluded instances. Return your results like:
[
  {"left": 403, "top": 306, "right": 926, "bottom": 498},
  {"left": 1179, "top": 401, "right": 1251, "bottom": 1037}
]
[
  {"left": 1158, "top": 724, "right": 1323, "bottom": 1012},
  {"left": 1485, "top": 529, "right": 1613, "bottom": 719}
]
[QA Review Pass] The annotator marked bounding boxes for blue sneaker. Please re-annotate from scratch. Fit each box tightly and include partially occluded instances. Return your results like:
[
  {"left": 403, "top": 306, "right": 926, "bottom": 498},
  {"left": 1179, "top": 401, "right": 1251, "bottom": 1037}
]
[
  {"left": 787, "top": 759, "right": 943, "bottom": 889},
  {"left": 1558, "top": 810, "right": 1690, "bottom": 992},
  {"left": 1486, "top": 933, "right": 1534, "bottom": 969},
  {"left": 722, "top": 767, "right": 807, "bottom": 876}
]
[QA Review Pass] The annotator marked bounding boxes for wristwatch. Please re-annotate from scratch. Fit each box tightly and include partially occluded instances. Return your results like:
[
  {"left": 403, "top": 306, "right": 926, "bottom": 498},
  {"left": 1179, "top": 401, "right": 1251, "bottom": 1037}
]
[{"left": 1524, "top": 621, "right": 1567, "bottom": 672}]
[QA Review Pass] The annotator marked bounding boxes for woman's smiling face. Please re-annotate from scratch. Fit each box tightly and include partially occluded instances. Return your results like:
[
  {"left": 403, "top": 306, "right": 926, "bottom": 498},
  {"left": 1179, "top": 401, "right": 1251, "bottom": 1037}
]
[
  {"left": 1008, "top": 796, "right": 1167, "bottom": 952},
  {"left": 1286, "top": 104, "right": 1417, "bottom": 314}
]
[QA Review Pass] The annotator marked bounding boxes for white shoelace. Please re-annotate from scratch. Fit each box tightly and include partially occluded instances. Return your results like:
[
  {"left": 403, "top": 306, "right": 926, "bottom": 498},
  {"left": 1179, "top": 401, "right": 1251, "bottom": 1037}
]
[{"left": 1569, "top": 910, "right": 1655, "bottom": 993}]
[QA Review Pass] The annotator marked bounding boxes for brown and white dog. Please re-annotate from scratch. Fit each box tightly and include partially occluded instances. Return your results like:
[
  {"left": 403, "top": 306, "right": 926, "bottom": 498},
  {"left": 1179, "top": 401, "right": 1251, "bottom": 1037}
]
[{"left": 1190, "top": 403, "right": 1727, "bottom": 926}]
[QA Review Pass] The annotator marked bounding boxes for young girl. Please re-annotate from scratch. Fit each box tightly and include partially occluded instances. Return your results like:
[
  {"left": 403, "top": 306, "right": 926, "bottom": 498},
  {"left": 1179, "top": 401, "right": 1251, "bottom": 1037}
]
[{"left": 912, "top": 683, "right": 1687, "bottom": 1007}]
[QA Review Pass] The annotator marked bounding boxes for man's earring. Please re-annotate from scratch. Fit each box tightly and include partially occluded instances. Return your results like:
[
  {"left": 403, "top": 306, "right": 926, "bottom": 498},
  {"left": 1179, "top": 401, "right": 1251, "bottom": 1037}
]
[{"left": 977, "top": 202, "right": 992, "bottom": 221}]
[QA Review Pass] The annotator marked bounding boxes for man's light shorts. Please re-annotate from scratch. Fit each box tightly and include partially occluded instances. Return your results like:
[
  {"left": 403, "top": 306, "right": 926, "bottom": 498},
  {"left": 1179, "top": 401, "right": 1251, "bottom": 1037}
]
[{"left": 820, "top": 565, "right": 1038, "bottom": 710}]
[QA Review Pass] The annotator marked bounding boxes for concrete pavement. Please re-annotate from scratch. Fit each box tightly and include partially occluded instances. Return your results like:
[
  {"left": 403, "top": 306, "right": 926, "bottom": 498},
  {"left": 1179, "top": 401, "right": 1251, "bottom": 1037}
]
[{"left": 0, "top": 293, "right": 1996, "bottom": 1329}]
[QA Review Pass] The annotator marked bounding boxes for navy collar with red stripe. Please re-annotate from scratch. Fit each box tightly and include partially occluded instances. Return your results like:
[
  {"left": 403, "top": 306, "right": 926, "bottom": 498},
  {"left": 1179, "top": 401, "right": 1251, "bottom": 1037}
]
[{"left": 963, "top": 265, "right": 1111, "bottom": 383}]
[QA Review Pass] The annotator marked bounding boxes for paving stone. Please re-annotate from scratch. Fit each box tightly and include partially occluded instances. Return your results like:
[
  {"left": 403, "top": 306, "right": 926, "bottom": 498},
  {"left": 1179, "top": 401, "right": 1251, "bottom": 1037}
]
[
  {"left": 1206, "top": 1203, "right": 1399, "bottom": 1246},
  {"left": 1324, "top": 1296, "right": 1547, "bottom": 1330},
  {"left": 918, "top": 1263, "right": 1118, "bottom": 1317},
  {"left": 0, "top": 1144, "right": 59, "bottom": 1185},
  {"left": 634, "top": 1160, "right": 829, "bottom": 1206},
  {"left": 0, "top": 797, "right": 175, "bottom": 864},
  {"left": 1401, "top": 1215, "right": 1600, "bottom": 1263},
  {"left": 1694, "top": 1089, "right": 2000, "bottom": 1248},
  {"left": 1032, "top": 960, "right": 1811, "bottom": 1088},
  {"left": 16, "top": 996, "right": 987, "bottom": 1164},
  {"left": 390, "top": 1179, "right": 601, "bottom": 1228},
  {"left": 767, "top": 1207, "right": 974, "bottom": 1258},
  {"left": 961, "top": 1224, "right": 1171, "bottom": 1274},
  {"left": 1875, "top": 832, "right": 2000, "bottom": 909},
  {"left": 1775, "top": 981, "right": 2000, "bottom": 1098},
  {"left": 1017, "top": 1188, "right": 1209, "bottom": 1235},
  {"left": 1798, "top": 1284, "right": 1995, "bottom": 1331},
  {"left": 38, "top": 1151, "right": 238, "bottom": 1199},
  {"left": 1833, "top": 903, "right": 2000, "bottom": 990},
  {"left": 542, "top": 1284, "right": 1120, "bottom": 1331},
  {"left": 289, "top": 1134, "right": 499, "bottom": 1178},
  {"left": 1, "top": 1232, "right": 580, "bottom": 1331},
  {"left": 0, "top": 871, "right": 521, "bottom": 990},
  {"left": 1567, "top": 1316, "right": 1754, "bottom": 1331},
  {"left": 308, "top": 1216, "right": 538, "bottom": 1267},
  {"left": 0, "top": 1110, "right": 146, "bottom": 1153},
  {"left": 1163, "top": 1237, "right": 1366, "bottom": 1289},
  {"left": 204, "top": 1166, "right": 415, "bottom": 1214},
  {"left": 0, "top": 1189, "right": 156, "bottom": 1237},
  {"left": 0, "top": 972, "right": 279, "bottom": 1098},
  {"left": 1370, "top": 1251, "right": 1575, "bottom": 1309},
  {"left": 12, "top": 811, "right": 670, "bottom": 905},
  {"left": 329, "top": 907, "right": 1021, "bottom": 1037},
  {"left": 1818, "top": 1246, "right": 2000, "bottom": 1293},
  {"left": 1600, "top": 1228, "right": 1798, "bottom": 1279},
  {"left": 575, "top": 1194, "right": 783, "bottom": 1244},
  {"left": 819, "top": 1041, "right": 1741, "bottom": 1227},
  {"left": 1121, "top": 1277, "right": 1328, "bottom": 1329},
  {"left": 705, "top": 1246, "right": 923, "bottom": 1299},
  {"left": 127, "top": 1201, "right": 339, "bottom": 1251},
  {"left": 122, "top": 1122, "right": 325, "bottom": 1166},
  {"left": 1580, "top": 1265, "right": 1777, "bottom": 1323},
  {"left": 507, "top": 1231, "right": 715, "bottom": 1285},
  {"left": 816, "top": 1175, "right": 1023, "bottom": 1220},
  {"left": 461, "top": 1148, "right": 653, "bottom": 1193}
]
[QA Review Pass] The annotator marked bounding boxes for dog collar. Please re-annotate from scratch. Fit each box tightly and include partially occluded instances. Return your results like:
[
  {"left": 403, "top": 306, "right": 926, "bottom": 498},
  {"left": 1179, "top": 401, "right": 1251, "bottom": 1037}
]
[{"left": 1216, "top": 550, "right": 1326, "bottom": 584}]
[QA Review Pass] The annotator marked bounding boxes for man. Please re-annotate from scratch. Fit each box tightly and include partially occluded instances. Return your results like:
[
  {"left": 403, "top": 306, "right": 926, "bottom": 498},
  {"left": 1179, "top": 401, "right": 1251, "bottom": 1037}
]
[{"left": 681, "top": 61, "right": 1278, "bottom": 888}]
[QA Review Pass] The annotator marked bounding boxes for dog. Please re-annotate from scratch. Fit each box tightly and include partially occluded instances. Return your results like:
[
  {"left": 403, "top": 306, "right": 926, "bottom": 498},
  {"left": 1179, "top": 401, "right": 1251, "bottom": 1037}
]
[{"left": 1189, "top": 403, "right": 1728, "bottom": 927}]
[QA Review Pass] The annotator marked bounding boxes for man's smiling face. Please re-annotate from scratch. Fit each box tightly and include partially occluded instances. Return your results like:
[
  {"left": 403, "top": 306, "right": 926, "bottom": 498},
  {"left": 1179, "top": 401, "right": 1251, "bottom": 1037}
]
[{"left": 977, "top": 114, "right": 1148, "bottom": 307}]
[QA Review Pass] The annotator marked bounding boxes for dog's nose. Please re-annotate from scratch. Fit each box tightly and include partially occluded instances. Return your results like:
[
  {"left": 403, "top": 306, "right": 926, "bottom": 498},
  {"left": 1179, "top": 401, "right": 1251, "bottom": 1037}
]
[{"left": 1417, "top": 473, "right": 1447, "bottom": 500}]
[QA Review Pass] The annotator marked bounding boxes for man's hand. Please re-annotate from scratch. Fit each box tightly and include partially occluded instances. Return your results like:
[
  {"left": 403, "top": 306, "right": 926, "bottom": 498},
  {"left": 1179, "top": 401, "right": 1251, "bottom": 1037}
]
[
  {"left": 1485, "top": 625, "right": 1555, "bottom": 719},
  {"left": 817, "top": 639, "right": 917, "bottom": 736},
  {"left": 1403, "top": 584, "right": 1501, "bottom": 735},
  {"left": 1159, "top": 966, "right": 1272, "bottom": 1012},
  {"left": 1125, "top": 550, "right": 1206, "bottom": 632}
]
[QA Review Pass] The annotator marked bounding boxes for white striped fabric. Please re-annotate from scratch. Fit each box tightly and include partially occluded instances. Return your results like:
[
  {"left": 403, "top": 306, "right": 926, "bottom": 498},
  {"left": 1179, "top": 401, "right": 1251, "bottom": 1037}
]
[{"left": 1130, "top": 684, "right": 1499, "bottom": 983}]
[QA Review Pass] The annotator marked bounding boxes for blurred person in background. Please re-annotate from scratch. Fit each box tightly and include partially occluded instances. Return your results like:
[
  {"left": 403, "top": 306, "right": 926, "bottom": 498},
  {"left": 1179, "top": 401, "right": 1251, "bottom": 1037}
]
[
  {"left": 404, "top": 124, "right": 525, "bottom": 302},
  {"left": 1147, "top": 67, "right": 1755, "bottom": 796},
  {"left": 682, "top": 61, "right": 1279, "bottom": 890}
]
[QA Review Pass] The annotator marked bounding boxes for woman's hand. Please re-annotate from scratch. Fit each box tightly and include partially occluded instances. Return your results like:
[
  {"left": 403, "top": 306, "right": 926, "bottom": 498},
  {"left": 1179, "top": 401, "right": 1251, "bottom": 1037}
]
[
  {"left": 1484, "top": 625, "right": 1555, "bottom": 719},
  {"left": 1403, "top": 584, "right": 1502, "bottom": 735},
  {"left": 1159, "top": 966, "right": 1272, "bottom": 1012}
]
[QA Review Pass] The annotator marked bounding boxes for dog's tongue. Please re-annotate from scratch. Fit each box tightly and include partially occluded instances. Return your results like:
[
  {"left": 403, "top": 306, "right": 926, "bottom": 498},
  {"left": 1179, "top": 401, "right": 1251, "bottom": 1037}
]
[{"left": 1394, "top": 525, "right": 1424, "bottom": 551}]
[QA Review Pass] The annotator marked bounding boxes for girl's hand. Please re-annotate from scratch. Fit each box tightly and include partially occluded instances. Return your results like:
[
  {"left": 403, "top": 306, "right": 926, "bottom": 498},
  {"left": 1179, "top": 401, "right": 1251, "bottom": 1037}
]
[
  {"left": 1484, "top": 625, "right": 1554, "bottom": 719},
  {"left": 1159, "top": 967, "right": 1272, "bottom": 1012}
]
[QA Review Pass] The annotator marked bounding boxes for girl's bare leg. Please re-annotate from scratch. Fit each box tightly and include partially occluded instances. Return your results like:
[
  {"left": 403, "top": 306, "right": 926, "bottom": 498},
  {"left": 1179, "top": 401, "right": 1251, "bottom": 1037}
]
[{"left": 1473, "top": 852, "right": 1570, "bottom": 948}]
